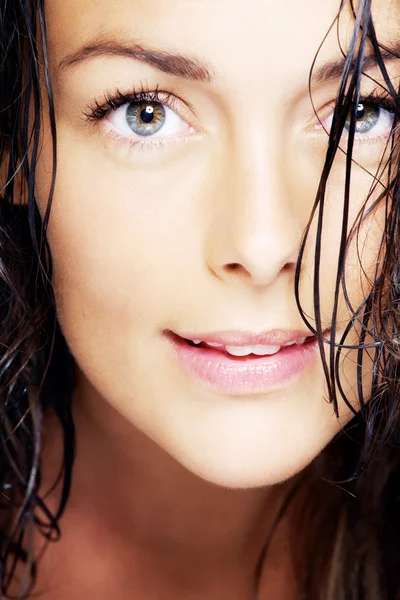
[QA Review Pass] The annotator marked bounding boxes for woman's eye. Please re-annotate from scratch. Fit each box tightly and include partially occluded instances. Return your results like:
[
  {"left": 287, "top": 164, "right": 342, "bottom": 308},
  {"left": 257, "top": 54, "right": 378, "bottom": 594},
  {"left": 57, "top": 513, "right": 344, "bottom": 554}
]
[
  {"left": 345, "top": 101, "right": 394, "bottom": 135},
  {"left": 106, "top": 99, "right": 191, "bottom": 139},
  {"left": 323, "top": 100, "right": 395, "bottom": 138}
]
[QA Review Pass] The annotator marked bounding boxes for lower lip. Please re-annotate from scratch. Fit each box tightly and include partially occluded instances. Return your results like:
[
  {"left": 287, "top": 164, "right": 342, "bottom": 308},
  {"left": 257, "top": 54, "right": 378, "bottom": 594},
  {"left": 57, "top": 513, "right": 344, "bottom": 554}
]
[{"left": 166, "top": 332, "right": 320, "bottom": 395}]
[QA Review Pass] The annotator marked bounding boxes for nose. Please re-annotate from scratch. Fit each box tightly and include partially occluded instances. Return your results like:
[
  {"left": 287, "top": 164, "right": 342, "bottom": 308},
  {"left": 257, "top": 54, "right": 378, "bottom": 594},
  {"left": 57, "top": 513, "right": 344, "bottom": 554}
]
[{"left": 206, "top": 149, "right": 303, "bottom": 288}]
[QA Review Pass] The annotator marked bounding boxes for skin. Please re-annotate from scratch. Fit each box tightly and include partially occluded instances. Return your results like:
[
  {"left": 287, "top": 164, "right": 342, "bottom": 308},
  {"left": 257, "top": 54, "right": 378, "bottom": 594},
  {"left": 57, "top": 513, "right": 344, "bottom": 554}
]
[{"left": 27, "top": 0, "right": 400, "bottom": 597}]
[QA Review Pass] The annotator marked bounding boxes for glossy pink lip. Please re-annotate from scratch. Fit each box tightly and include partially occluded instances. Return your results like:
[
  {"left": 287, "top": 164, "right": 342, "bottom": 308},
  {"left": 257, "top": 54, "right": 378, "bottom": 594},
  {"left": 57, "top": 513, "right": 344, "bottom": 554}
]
[
  {"left": 173, "top": 329, "right": 313, "bottom": 347},
  {"left": 165, "top": 330, "right": 322, "bottom": 395}
]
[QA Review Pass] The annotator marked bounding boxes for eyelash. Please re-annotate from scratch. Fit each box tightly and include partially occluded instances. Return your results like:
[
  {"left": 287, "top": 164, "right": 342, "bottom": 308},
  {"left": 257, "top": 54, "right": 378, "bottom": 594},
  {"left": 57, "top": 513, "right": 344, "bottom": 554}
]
[
  {"left": 357, "top": 91, "right": 395, "bottom": 114},
  {"left": 318, "top": 90, "right": 397, "bottom": 139},
  {"left": 84, "top": 84, "right": 178, "bottom": 122}
]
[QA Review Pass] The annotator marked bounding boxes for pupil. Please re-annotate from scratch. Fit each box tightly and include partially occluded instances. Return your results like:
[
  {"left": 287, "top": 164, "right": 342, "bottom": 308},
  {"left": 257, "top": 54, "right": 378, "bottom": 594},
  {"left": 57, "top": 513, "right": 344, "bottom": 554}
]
[
  {"left": 141, "top": 105, "right": 155, "bottom": 124},
  {"left": 126, "top": 101, "right": 165, "bottom": 136},
  {"left": 356, "top": 103, "right": 365, "bottom": 119}
]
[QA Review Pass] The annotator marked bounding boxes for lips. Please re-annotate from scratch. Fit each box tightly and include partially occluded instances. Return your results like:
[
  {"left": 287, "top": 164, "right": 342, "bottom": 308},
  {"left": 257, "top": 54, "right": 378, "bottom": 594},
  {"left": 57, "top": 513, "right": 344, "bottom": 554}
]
[{"left": 165, "top": 330, "right": 320, "bottom": 395}]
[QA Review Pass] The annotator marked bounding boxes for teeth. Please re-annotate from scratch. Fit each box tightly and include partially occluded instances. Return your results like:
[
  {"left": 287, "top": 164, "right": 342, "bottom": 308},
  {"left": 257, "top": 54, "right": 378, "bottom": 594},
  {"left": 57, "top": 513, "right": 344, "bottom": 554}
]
[
  {"left": 189, "top": 337, "right": 309, "bottom": 354},
  {"left": 225, "top": 344, "right": 281, "bottom": 357},
  {"left": 190, "top": 340, "right": 225, "bottom": 348},
  {"left": 283, "top": 337, "right": 307, "bottom": 347}
]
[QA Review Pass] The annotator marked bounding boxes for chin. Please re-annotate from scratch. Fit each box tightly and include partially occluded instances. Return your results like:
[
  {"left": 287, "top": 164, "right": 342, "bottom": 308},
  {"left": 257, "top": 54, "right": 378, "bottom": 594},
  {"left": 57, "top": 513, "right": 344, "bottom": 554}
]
[
  {"left": 141, "top": 391, "right": 336, "bottom": 491},
  {"left": 164, "top": 438, "right": 313, "bottom": 490},
  {"left": 182, "top": 457, "right": 303, "bottom": 489}
]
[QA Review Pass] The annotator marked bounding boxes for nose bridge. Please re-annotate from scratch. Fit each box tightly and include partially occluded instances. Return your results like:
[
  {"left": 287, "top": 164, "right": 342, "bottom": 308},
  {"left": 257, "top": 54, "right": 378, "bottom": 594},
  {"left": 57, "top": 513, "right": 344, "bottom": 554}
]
[{"left": 206, "top": 138, "right": 302, "bottom": 286}]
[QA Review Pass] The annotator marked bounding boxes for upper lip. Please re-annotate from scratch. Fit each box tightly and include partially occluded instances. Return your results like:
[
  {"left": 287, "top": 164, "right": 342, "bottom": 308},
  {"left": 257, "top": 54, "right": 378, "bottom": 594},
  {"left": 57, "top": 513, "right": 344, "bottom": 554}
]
[{"left": 169, "top": 329, "right": 316, "bottom": 347}]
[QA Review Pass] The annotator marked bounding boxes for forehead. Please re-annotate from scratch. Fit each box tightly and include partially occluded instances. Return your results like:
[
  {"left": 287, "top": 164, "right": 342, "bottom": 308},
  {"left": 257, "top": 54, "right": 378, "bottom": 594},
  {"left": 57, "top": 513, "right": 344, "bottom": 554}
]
[{"left": 45, "top": 0, "right": 399, "bottom": 88}]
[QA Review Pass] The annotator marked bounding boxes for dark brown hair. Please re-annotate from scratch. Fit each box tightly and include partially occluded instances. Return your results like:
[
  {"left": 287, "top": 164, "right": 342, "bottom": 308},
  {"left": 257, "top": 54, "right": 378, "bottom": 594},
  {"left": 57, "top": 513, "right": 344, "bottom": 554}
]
[{"left": 1, "top": 1, "right": 400, "bottom": 598}]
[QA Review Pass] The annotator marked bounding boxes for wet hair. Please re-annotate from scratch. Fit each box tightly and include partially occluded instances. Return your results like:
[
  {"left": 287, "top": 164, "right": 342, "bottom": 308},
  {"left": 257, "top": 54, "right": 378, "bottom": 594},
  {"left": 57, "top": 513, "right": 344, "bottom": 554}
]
[{"left": 1, "top": 0, "right": 400, "bottom": 598}]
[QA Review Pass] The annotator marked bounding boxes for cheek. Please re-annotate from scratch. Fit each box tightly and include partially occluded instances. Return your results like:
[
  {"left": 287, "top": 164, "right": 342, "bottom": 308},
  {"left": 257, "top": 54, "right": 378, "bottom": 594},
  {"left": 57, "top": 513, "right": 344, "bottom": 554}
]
[
  {"left": 332, "top": 167, "right": 386, "bottom": 314},
  {"left": 320, "top": 168, "right": 386, "bottom": 416},
  {"left": 302, "top": 147, "right": 386, "bottom": 321},
  {"left": 36, "top": 131, "right": 210, "bottom": 351}
]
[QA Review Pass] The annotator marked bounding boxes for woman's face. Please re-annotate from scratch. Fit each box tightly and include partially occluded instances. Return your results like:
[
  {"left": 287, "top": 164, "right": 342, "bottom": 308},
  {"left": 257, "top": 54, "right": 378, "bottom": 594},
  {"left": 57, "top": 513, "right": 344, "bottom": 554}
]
[{"left": 36, "top": 0, "right": 399, "bottom": 488}]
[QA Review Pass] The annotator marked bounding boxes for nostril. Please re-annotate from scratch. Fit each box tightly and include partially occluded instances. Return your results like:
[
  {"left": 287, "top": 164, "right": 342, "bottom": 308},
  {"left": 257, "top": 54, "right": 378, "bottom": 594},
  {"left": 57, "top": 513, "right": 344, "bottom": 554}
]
[{"left": 227, "top": 263, "right": 241, "bottom": 271}]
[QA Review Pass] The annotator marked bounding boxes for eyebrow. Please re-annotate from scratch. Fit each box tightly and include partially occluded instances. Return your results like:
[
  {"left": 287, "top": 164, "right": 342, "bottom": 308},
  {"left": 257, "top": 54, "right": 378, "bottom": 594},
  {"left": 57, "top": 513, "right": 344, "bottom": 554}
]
[
  {"left": 59, "top": 40, "right": 214, "bottom": 83},
  {"left": 59, "top": 38, "right": 400, "bottom": 86},
  {"left": 313, "top": 44, "right": 400, "bottom": 83}
]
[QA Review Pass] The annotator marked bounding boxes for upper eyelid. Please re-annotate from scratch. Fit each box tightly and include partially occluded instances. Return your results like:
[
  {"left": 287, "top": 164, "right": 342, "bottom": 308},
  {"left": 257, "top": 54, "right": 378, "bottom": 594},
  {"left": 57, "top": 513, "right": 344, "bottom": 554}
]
[
  {"left": 311, "top": 94, "right": 395, "bottom": 126},
  {"left": 84, "top": 87, "right": 199, "bottom": 123},
  {"left": 85, "top": 91, "right": 168, "bottom": 119}
]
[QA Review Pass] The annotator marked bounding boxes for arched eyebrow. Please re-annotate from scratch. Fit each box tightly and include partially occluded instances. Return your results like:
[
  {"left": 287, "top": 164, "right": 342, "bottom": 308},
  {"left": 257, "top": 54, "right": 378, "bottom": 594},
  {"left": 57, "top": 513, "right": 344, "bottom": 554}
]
[
  {"left": 59, "top": 39, "right": 214, "bottom": 83},
  {"left": 59, "top": 38, "right": 400, "bottom": 85},
  {"left": 313, "top": 44, "right": 400, "bottom": 83}
]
